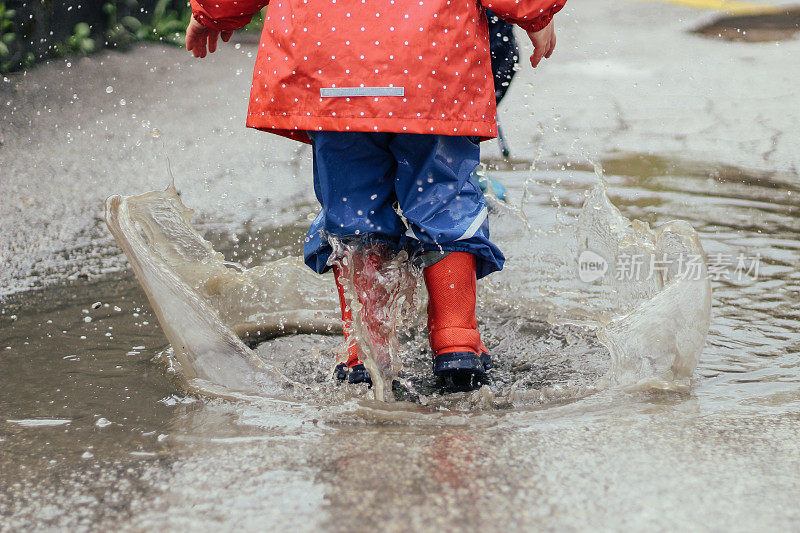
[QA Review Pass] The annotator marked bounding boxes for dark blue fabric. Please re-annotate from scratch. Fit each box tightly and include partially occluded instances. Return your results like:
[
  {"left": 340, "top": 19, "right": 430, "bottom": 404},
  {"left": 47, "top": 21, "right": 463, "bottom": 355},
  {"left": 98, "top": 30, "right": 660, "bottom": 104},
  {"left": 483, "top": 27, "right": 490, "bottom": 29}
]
[
  {"left": 486, "top": 9, "right": 520, "bottom": 105},
  {"left": 304, "top": 131, "right": 505, "bottom": 279}
]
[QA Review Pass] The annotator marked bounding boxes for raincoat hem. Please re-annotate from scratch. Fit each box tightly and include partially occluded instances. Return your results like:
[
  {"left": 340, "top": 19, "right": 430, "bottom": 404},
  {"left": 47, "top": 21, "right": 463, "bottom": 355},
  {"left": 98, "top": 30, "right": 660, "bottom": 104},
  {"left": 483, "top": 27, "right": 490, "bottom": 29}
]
[{"left": 246, "top": 114, "right": 498, "bottom": 145}]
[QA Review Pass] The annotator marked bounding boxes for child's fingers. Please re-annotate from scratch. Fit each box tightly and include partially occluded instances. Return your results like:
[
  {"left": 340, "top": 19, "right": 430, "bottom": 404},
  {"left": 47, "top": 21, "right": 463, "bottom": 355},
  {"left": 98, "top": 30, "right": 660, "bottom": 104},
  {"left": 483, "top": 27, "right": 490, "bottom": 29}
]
[
  {"left": 186, "top": 29, "right": 200, "bottom": 54},
  {"left": 186, "top": 18, "right": 207, "bottom": 57},
  {"left": 186, "top": 22, "right": 194, "bottom": 51},
  {"left": 545, "top": 34, "right": 556, "bottom": 59},
  {"left": 530, "top": 43, "right": 545, "bottom": 68},
  {"left": 186, "top": 28, "right": 205, "bottom": 57},
  {"left": 188, "top": 37, "right": 198, "bottom": 57},
  {"left": 207, "top": 30, "right": 219, "bottom": 54},
  {"left": 194, "top": 35, "right": 207, "bottom": 58}
]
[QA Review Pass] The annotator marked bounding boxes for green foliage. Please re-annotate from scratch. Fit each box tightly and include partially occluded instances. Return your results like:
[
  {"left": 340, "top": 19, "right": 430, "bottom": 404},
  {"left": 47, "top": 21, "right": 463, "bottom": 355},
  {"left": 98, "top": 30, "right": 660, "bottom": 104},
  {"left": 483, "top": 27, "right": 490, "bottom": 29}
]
[
  {"left": 103, "top": 0, "right": 141, "bottom": 49},
  {"left": 133, "top": 0, "right": 193, "bottom": 45},
  {"left": 243, "top": 8, "right": 267, "bottom": 33},
  {"left": 0, "top": 3, "right": 16, "bottom": 72},
  {"left": 67, "top": 22, "right": 96, "bottom": 55},
  {"left": 51, "top": 41, "right": 67, "bottom": 58},
  {"left": 21, "top": 51, "right": 34, "bottom": 68},
  {"left": 102, "top": 0, "right": 194, "bottom": 48},
  {"left": 3, "top": 0, "right": 265, "bottom": 72}
]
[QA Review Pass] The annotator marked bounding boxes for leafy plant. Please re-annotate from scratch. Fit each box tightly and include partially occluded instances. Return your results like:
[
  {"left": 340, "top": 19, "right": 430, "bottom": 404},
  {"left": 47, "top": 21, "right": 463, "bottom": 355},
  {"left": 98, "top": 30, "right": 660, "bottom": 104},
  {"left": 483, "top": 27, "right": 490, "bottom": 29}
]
[
  {"left": 103, "top": 0, "right": 142, "bottom": 49},
  {"left": 5, "top": 0, "right": 260, "bottom": 72},
  {"left": 127, "top": 0, "right": 192, "bottom": 46},
  {"left": 0, "top": 3, "right": 16, "bottom": 72},
  {"left": 243, "top": 7, "right": 266, "bottom": 33},
  {"left": 67, "top": 22, "right": 96, "bottom": 55}
]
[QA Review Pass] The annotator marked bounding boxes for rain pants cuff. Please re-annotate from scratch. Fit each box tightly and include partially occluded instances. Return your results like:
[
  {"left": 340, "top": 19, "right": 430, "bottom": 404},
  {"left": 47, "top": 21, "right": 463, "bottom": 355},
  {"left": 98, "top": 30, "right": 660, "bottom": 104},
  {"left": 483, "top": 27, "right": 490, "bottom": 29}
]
[
  {"left": 409, "top": 241, "right": 504, "bottom": 280},
  {"left": 304, "top": 232, "right": 401, "bottom": 275}
]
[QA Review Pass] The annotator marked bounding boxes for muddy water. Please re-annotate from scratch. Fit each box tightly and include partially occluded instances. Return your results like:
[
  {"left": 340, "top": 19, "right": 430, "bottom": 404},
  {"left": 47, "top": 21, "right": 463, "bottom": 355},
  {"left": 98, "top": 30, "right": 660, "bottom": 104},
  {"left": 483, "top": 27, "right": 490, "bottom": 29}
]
[{"left": 2, "top": 156, "right": 800, "bottom": 530}]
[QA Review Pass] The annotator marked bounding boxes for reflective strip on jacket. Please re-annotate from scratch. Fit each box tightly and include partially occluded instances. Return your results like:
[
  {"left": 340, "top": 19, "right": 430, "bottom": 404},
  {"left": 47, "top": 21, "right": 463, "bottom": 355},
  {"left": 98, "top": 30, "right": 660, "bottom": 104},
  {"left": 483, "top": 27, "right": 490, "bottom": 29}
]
[{"left": 191, "top": 0, "right": 566, "bottom": 144}]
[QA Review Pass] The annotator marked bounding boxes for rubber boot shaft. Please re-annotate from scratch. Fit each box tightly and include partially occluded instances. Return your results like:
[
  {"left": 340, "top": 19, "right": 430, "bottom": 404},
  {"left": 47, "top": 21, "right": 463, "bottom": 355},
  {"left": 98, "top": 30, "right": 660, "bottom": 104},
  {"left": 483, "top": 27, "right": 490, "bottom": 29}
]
[{"left": 424, "top": 251, "right": 484, "bottom": 356}]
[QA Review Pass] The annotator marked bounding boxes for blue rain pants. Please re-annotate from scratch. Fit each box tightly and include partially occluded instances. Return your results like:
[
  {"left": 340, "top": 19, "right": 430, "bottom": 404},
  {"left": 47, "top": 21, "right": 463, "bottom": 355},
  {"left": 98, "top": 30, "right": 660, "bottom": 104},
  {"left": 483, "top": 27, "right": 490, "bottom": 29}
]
[{"left": 303, "top": 131, "right": 505, "bottom": 279}]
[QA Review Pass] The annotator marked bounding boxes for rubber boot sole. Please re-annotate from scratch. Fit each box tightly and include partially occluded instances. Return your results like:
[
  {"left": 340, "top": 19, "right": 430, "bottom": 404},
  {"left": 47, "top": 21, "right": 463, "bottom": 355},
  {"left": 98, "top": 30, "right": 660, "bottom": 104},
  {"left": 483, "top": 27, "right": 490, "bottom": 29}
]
[
  {"left": 333, "top": 363, "right": 372, "bottom": 385},
  {"left": 433, "top": 351, "right": 493, "bottom": 389}
]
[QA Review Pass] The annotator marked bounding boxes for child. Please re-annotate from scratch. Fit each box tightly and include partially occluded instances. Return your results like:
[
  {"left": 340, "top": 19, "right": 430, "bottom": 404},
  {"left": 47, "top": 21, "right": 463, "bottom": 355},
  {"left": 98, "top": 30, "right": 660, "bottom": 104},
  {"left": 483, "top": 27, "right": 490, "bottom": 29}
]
[{"left": 186, "top": 0, "right": 564, "bottom": 386}]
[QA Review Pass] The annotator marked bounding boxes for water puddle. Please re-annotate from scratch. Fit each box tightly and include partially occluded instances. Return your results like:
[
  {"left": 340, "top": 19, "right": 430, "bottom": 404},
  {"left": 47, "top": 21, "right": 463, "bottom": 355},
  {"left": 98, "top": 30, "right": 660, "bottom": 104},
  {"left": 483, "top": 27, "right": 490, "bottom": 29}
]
[
  {"left": 101, "top": 162, "right": 711, "bottom": 407},
  {"left": 4, "top": 154, "right": 799, "bottom": 529},
  {"left": 692, "top": 7, "right": 800, "bottom": 42}
]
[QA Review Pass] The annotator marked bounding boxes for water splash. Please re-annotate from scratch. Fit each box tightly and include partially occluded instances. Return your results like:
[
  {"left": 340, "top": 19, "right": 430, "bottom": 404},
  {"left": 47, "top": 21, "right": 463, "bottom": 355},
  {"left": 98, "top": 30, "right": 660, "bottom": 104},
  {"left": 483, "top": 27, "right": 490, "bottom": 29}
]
[
  {"left": 105, "top": 185, "right": 339, "bottom": 396},
  {"left": 105, "top": 169, "right": 711, "bottom": 403},
  {"left": 576, "top": 179, "right": 712, "bottom": 389},
  {"left": 485, "top": 173, "right": 712, "bottom": 392},
  {"left": 328, "top": 242, "right": 420, "bottom": 401},
  {"left": 581, "top": 185, "right": 712, "bottom": 389}
]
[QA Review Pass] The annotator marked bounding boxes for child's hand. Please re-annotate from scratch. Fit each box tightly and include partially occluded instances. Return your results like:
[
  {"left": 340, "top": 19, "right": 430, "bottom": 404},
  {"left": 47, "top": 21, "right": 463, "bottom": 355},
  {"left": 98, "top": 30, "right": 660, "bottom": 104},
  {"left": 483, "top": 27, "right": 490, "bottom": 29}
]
[
  {"left": 186, "top": 16, "right": 233, "bottom": 58},
  {"left": 527, "top": 20, "right": 556, "bottom": 68}
]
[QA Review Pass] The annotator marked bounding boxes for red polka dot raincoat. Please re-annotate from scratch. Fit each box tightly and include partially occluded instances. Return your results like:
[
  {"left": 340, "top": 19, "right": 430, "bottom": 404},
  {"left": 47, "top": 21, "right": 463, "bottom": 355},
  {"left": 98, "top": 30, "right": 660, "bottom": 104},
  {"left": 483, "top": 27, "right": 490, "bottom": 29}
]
[{"left": 191, "top": 0, "right": 566, "bottom": 144}]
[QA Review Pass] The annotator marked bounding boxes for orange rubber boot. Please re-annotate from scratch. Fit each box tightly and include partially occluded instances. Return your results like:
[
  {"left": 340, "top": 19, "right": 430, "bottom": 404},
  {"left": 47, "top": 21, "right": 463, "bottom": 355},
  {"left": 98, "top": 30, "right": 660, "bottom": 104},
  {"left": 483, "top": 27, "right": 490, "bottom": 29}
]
[
  {"left": 423, "top": 252, "right": 492, "bottom": 380},
  {"left": 333, "top": 264, "right": 361, "bottom": 369},
  {"left": 333, "top": 264, "right": 372, "bottom": 384},
  {"left": 332, "top": 249, "right": 387, "bottom": 385}
]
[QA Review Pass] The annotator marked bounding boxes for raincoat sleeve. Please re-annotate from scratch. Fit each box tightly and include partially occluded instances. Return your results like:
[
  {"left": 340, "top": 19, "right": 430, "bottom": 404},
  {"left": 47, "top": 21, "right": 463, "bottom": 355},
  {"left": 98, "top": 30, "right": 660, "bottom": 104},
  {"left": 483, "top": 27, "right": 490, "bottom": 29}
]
[
  {"left": 190, "top": 0, "right": 269, "bottom": 32},
  {"left": 481, "top": 0, "right": 566, "bottom": 33}
]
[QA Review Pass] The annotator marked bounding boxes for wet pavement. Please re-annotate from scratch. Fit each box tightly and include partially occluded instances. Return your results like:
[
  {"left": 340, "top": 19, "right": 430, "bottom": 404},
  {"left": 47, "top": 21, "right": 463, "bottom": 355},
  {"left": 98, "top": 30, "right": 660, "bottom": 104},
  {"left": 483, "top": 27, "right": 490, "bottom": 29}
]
[
  {"left": 693, "top": 7, "right": 800, "bottom": 41},
  {"left": 2, "top": 0, "right": 800, "bottom": 530}
]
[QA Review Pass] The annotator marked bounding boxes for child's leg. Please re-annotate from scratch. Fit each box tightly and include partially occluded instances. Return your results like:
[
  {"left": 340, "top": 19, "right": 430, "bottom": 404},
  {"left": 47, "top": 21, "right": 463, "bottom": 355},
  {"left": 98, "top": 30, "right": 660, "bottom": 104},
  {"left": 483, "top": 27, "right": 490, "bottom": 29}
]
[
  {"left": 423, "top": 251, "right": 481, "bottom": 356},
  {"left": 303, "top": 131, "right": 403, "bottom": 274},
  {"left": 390, "top": 134, "right": 503, "bottom": 378},
  {"left": 332, "top": 248, "right": 388, "bottom": 384},
  {"left": 304, "top": 131, "right": 403, "bottom": 382},
  {"left": 332, "top": 264, "right": 359, "bottom": 368},
  {"left": 390, "top": 134, "right": 504, "bottom": 279}
]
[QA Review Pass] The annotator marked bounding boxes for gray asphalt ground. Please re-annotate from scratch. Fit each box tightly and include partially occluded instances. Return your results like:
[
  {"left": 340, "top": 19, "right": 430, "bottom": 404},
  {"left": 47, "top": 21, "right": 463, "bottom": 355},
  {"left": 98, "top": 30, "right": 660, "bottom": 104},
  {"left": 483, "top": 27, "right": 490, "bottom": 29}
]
[
  {"left": 2, "top": 0, "right": 800, "bottom": 531},
  {"left": 2, "top": 0, "right": 798, "bottom": 295}
]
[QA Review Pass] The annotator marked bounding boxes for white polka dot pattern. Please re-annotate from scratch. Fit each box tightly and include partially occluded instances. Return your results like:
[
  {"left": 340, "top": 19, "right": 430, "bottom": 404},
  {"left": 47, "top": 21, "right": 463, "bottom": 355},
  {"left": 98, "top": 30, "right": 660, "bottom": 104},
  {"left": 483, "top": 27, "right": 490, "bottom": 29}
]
[{"left": 190, "top": 0, "right": 565, "bottom": 143}]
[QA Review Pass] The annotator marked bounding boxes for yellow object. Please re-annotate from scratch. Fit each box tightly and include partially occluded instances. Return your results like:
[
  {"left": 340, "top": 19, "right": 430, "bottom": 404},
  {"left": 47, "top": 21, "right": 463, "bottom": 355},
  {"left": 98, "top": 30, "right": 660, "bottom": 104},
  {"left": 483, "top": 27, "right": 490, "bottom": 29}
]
[{"left": 626, "top": 0, "right": 782, "bottom": 14}]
